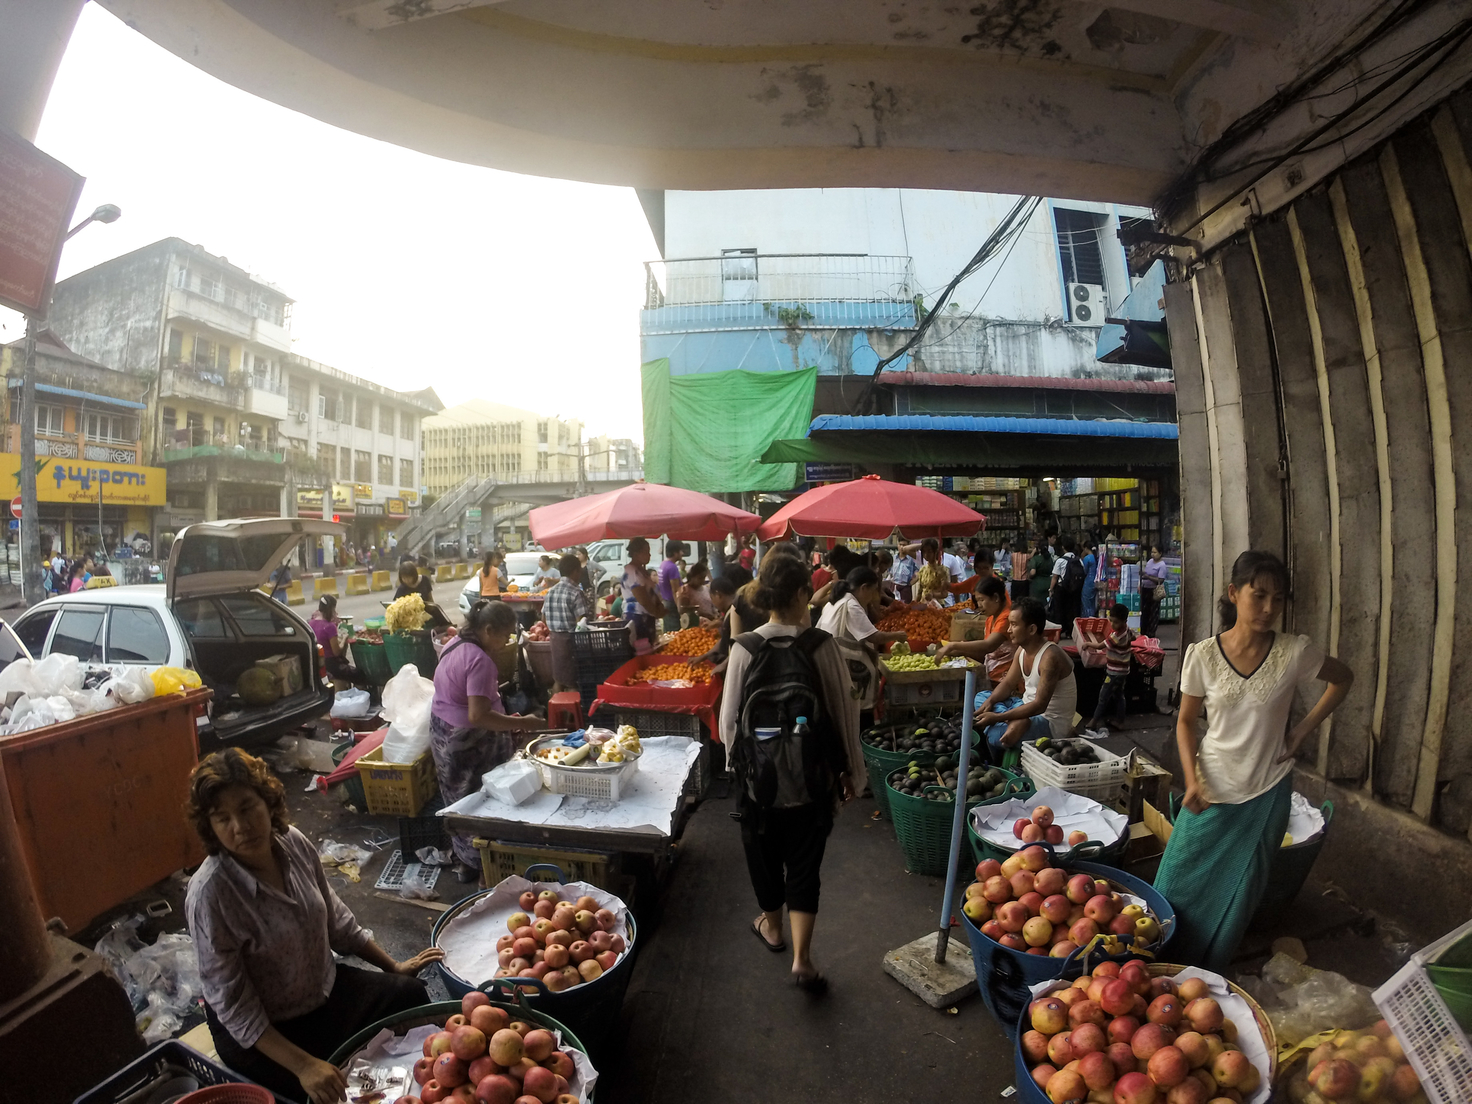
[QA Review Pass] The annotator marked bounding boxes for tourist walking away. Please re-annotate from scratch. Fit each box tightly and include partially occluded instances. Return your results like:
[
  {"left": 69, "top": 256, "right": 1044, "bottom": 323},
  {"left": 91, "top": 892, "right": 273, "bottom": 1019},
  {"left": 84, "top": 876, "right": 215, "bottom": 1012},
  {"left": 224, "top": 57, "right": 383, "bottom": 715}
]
[
  {"left": 936, "top": 576, "right": 1013, "bottom": 692},
  {"left": 620, "top": 538, "right": 664, "bottom": 653},
  {"left": 817, "top": 565, "right": 909, "bottom": 726},
  {"left": 1048, "top": 537, "right": 1087, "bottom": 637},
  {"left": 308, "top": 595, "right": 360, "bottom": 685},
  {"left": 429, "top": 600, "right": 542, "bottom": 881},
  {"left": 1080, "top": 539, "right": 1097, "bottom": 618},
  {"left": 1084, "top": 603, "right": 1135, "bottom": 736},
  {"left": 973, "top": 597, "right": 1078, "bottom": 765},
  {"left": 185, "top": 749, "right": 442, "bottom": 1104},
  {"left": 1155, "top": 551, "right": 1352, "bottom": 971},
  {"left": 656, "top": 540, "right": 685, "bottom": 632},
  {"left": 720, "top": 553, "right": 862, "bottom": 994},
  {"left": 1140, "top": 545, "right": 1169, "bottom": 637},
  {"left": 543, "top": 554, "right": 589, "bottom": 693},
  {"left": 269, "top": 560, "right": 293, "bottom": 604}
]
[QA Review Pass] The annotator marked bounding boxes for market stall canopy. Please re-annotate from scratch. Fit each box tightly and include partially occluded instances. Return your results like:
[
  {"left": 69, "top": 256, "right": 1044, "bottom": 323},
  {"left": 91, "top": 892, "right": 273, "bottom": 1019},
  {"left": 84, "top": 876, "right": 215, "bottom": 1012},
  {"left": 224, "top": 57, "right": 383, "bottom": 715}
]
[
  {"left": 756, "top": 474, "right": 984, "bottom": 542},
  {"left": 529, "top": 481, "right": 761, "bottom": 548}
]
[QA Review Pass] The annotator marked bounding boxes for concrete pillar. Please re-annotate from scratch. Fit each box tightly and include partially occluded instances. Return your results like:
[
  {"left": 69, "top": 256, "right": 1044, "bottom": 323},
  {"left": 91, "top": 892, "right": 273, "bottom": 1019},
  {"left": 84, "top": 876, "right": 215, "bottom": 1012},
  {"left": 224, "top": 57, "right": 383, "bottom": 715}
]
[
  {"left": 0, "top": 0, "right": 85, "bottom": 141},
  {"left": 204, "top": 476, "right": 219, "bottom": 523}
]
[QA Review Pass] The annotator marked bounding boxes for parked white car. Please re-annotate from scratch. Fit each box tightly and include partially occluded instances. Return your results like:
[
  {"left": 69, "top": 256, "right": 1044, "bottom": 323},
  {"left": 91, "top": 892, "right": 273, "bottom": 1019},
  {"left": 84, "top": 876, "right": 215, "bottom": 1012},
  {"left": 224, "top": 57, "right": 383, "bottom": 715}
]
[{"left": 11, "top": 517, "right": 343, "bottom": 750}]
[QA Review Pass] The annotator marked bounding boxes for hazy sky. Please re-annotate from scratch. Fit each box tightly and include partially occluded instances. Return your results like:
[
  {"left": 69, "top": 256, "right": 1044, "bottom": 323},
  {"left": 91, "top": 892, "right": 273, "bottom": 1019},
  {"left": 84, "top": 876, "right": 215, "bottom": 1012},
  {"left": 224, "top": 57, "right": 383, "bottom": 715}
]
[{"left": 0, "top": 3, "right": 658, "bottom": 442}]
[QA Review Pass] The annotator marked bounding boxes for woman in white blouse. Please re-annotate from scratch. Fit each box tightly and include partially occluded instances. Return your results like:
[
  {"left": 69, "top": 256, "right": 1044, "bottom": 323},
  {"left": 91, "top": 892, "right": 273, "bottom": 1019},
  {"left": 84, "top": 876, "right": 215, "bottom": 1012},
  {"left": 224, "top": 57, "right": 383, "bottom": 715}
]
[
  {"left": 816, "top": 565, "right": 908, "bottom": 726},
  {"left": 1155, "top": 551, "right": 1352, "bottom": 971},
  {"left": 185, "top": 750, "right": 444, "bottom": 1104}
]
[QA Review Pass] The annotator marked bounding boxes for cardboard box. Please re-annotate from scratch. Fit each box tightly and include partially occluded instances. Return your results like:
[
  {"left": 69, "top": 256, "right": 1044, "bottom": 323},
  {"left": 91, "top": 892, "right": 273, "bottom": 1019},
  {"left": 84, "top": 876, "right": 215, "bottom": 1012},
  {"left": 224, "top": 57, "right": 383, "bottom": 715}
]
[
  {"left": 950, "top": 611, "right": 989, "bottom": 644},
  {"left": 1124, "top": 756, "right": 1173, "bottom": 823},
  {"left": 255, "top": 654, "right": 303, "bottom": 697}
]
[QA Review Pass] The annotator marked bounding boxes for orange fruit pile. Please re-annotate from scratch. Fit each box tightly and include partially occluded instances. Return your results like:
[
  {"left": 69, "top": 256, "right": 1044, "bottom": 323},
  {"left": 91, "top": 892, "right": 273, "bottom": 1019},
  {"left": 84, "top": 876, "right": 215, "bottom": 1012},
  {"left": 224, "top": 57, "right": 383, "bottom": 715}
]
[
  {"left": 877, "top": 606, "right": 952, "bottom": 651},
  {"left": 659, "top": 627, "right": 720, "bottom": 655},
  {"left": 629, "top": 662, "right": 713, "bottom": 685}
]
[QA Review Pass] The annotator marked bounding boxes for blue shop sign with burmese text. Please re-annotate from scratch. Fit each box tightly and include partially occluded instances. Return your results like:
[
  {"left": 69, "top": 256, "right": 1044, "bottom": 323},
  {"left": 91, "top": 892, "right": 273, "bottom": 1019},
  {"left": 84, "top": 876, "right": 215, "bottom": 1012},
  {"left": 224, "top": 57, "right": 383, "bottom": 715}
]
[{"left": 804, "top": 462, "right": 854, "bottom": 484}]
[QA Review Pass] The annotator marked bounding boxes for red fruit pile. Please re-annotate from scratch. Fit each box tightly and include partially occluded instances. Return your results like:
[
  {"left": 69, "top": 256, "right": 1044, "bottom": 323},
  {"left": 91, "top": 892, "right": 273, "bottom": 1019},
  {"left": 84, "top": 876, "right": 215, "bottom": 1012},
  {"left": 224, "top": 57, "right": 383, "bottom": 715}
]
[
  {"left": 1014, "top": 805, "right": 1068, "bottom": 846},
  {"left": 960, "top": 847, "right": 1162, "bottom": 959},
  {"left": 1022, "top": 964, "right": 1261, "bottom": 1104},
  {"left": 526, "top": 622, "right": 551, "bottom": 643},
  {"left": 494, "top": 889, "right": 625, "bottom": 992},
  {"left": 399, "top": 991, "right": 580, "bottom": 1104},
  {"left": 1286, "top": 1024, "right": 1421, "bottom": 1103}
]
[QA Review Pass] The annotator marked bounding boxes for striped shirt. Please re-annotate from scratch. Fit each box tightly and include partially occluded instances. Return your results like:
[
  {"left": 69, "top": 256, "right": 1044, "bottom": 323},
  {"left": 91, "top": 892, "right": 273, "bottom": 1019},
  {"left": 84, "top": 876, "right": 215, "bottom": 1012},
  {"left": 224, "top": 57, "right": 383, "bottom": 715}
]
[{"left": 1105, "top": 627, "right": 1136, "bottom": 675}]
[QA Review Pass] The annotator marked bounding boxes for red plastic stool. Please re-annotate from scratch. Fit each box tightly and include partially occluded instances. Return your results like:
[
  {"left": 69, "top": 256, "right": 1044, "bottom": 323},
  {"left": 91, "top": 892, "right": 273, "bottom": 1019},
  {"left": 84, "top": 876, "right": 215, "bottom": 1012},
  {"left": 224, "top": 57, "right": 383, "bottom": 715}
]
[{"left": 547, "top": 692, "right": 584, "bottom": 731}]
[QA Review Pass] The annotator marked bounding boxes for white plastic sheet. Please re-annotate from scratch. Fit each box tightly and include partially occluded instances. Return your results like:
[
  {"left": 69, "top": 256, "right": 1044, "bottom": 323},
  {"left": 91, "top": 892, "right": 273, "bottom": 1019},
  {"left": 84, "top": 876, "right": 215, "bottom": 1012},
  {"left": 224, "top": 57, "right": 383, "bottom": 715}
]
[
  {"left": 330, "top": 688, "right": 372, "bottom": 718},
  {"left": 970, "top": 785, "right": 1129, "bottom": 854}
]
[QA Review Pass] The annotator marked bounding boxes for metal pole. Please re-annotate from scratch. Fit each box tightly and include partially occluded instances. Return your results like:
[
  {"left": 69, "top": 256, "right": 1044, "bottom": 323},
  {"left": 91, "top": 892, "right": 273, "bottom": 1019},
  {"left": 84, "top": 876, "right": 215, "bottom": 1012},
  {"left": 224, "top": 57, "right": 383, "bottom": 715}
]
[
  {"left": 19, "top": 319, "right": 41, "bottom": 607},
  {"left": 935, "top": 667, "right": 977, "bottom": 963}
]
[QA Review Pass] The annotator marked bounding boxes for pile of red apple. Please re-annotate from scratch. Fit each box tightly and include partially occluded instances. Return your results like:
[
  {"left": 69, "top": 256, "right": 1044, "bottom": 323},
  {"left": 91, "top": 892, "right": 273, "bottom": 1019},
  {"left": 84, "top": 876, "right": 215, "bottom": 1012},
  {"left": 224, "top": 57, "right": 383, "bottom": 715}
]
[
  {"left": 1285, "top": 1025, "right": 1423, "bottom": 1103},
  {"left": 1013, "top": 804, "right": 1090, "bottom": 848},
  {"left": 492, "top": 888, "right": 626, "bottom": 991},
  {"left": 396, "top": 991, "right": 580, "bottom": 1104},
  {"left": 1022, "top": 961, "right": 1260, "bottom": 1104},
  {"left": 962, "top": 845, "right": 1163, "bottom": 958}
]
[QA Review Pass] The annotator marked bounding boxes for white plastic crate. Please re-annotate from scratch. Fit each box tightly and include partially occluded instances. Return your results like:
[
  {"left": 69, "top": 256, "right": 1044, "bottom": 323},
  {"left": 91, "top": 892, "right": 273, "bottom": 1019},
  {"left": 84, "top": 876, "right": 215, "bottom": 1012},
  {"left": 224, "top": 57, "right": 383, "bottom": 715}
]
[
  {"left": 1020, "top": 741, "right": 1132, "bottom": 799},
  {"left": 1373, "top": 918, "right": 1472, "bottom": 1104},
  {"left": 534, "top": 754, "right": 640, "bottom": 800}
]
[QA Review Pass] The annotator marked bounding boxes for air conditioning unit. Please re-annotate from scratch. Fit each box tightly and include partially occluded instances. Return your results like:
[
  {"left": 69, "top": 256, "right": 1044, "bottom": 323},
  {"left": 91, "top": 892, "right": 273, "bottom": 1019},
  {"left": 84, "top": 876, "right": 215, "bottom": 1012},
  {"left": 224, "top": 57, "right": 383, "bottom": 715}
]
[
  {"left": 296, "top": 410, "right": 309, "bottom": 422},
  {"left": 1067, "top": 283, "right": 1108, "bottom": 324}
]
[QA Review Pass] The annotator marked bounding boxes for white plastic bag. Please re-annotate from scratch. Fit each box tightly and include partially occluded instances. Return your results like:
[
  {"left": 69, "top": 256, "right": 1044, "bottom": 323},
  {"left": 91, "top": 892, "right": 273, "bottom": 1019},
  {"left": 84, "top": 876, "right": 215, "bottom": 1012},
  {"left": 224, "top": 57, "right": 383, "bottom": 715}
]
[
  {"left": 381, "top": 664, "right": 434, "bottom": 737},
  {"left": 31, "top": 653, "right": 83, "bottom": 695},
  {"left": 0, "top": 659, "right": 39, "bottom": 697},
  {"left": 9, "top": 695, "right": 58, "bottom": 729},
  {"left": 107, "top": 666, "right": 157, "bottom": 705},
  {"left": 381, "top": 722, "right": 429, "bottom": 765},
  {"left": 483, "top": 759, "right": 541, "bottom": 806},
  {"left": 330, "top": 688, "right": 372, "bottom": 718}
]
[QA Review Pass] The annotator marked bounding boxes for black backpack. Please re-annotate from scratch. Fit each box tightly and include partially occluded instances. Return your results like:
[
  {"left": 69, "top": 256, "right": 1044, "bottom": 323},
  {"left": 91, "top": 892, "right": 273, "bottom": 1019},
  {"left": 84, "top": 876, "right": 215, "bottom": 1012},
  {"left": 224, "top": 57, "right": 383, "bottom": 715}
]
[
  {"left": 730, "top": 629, "right": 845, "bottom": 809},
  {"left": 1062, "top": 555, "right": 1087, "bottom": 596}
]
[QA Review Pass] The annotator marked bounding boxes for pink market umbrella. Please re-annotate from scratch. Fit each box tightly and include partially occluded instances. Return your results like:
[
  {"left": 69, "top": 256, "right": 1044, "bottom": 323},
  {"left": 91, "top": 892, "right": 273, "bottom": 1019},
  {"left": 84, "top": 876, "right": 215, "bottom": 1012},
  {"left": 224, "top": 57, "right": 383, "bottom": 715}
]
[
  {"left": 756, "top": 474, "right": 986, "bottom": 541},
  {"left": 529, "top": 481, "right": 762, "bottom": 548}
]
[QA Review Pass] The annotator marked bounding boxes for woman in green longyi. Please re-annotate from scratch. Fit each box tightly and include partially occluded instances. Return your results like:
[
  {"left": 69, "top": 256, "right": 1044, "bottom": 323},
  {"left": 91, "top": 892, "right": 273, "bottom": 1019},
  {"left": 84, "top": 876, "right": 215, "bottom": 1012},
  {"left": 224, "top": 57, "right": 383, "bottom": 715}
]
[{"left": 1155, "top": 551, "right": 1352, "bottom": 972}]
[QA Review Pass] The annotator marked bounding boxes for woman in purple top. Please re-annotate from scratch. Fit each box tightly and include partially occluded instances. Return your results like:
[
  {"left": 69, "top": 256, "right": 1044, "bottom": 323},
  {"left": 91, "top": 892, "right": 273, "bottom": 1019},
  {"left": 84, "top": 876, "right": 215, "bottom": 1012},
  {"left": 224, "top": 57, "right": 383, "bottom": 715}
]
[
  {"left": 429, "top": 599, "right": 541, "bottom": 881},
  {"left": 308, "top": 595, "right": 359, "bottom": 685},
  {"left": 656, "top": 539, "right": 685, "bottom": 633}
]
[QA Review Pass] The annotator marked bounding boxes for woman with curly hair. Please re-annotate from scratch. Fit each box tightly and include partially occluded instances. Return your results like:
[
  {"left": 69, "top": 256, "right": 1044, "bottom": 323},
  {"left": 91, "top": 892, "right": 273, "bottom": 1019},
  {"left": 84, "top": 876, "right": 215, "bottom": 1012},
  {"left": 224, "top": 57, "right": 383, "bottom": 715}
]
[{"left": 184, "top": 749, "right": 444, "bottom": 1104}]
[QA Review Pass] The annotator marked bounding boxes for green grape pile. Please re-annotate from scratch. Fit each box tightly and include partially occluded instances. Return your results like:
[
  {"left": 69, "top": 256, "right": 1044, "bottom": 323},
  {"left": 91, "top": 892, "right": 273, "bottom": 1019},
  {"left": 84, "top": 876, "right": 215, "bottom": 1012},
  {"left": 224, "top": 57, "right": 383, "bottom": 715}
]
[{"left": 883, "top": 653, "right": 939, "bottom": 672}]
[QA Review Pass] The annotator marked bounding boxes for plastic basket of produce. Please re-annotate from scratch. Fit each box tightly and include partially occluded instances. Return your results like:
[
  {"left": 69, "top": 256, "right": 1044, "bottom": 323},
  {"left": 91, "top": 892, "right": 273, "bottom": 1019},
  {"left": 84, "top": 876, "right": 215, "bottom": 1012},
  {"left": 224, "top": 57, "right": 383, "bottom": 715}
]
[
  {"left": 860, "top": 715, "right": 976, "bottom": 819},
  {"left": 382, "top": 629, "right": 438, "bottom": 678},
  {"left": 327, "top": 991, "right": 597, "bottom": 1103},
  {"left": 1013, "top": 962, "right": 1275, "bottom": 1104},
  {"left": 524, "top": 639, "right": 555, "bottom": 687},
  {"left": 959, "top": 847, "right": 1175, "bottom": 1035},
  {"left": 74, "top": 1041, "right": 289, "bottom": 1104},
  {"left": 573, "top": 626, "right": 634, "bottom": 711},
  {"left": 595, "top": 655, "right": 720, "bottom": 709},
  {"left": 1374, "top": 918, "right": 1472, "bottom": 1104},
  {"left": 473, "top": 840, "right": 617, "bottom": 890},
  {"left": 349, "top": 637, "right": 393, "bottom": 688},
  {"left": 354, "top": 746, "right": 437, "bottom": 817},
  {"left": 885, "top": 761, "right": 991, "bottom": 876},
  {"left": 431, "top": 865, "right": 635, "bottom": 1062},
  {"left": 526, "top": 733, "right": 640, "bottom": 800},
  {"left": 1021, "top": 739, "right": 1132, "bottom": 797}
]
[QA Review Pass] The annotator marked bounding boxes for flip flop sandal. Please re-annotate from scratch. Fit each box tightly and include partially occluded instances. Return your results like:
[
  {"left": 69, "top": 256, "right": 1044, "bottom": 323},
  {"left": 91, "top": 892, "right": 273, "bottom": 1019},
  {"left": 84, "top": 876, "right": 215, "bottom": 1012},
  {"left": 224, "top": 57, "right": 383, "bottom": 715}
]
[
  {"left": 751, "top": 920, "right": 786, "bottom": 953},
  {"left": 794, "top": 971, "right": 829, "bottom": 995}
]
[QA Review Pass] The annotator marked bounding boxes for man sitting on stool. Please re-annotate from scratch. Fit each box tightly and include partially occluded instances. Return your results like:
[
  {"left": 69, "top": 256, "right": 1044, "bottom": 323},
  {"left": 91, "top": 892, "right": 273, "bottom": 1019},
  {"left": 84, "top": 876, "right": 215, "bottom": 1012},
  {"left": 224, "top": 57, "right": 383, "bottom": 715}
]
[{"left": 973, "top": 597, "right": 1078, "bottom": 765}]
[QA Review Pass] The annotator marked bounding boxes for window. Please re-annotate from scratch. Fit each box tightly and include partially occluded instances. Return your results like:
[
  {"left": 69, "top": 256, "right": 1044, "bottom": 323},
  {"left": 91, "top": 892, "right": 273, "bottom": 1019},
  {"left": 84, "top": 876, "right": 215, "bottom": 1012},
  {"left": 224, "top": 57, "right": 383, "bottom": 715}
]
[
  {"left": 355, "top": 399, "right": 372, "bottom": 430},
  {"left": 106, "top": 607, "right": 171, "bottom": 663},
  {"left": 317, "top": 392, "right": 329, "bottom": 419},
  {"left": 15, "top": 608, "right": 57, "bottom": 654},
  {"left": 288, "top": 384, "right": 307, "bottom": 413},
  {"left": 400, "top": 458, "right": 414, "bottom": 487},
  {"left": 537, "top": 421, "right": 548, "bottom": 444},
  {"left": 51, "top": 607, "right": 105, "bottom": 662},
  {"left": 35, "top": 403, "right": 64, "bottom": 437},
  {"left": 537, "top": 453, "right": 548, "bottom": 471},
  {"left": 162, "top": 407, "right": 177, "bottom": 435},
  {"left": 558, "top": 423, "right": 568, "bottom": 446},
  {"left": 317, "top": 442, "right": 336, "bottom": 472},
  {"left": 167, "top": 329, "right": 183, "bottom": 360},
  {"left": 354, "top": 450, "right": 371, "bottom": 482},
  {"left": 193, "top": 336, "right": 216, "bottom": 370},
  {"left": 721, "top": 247, "right": 758, "bottom": 301},
  {"left": 340, "top": 446, "right": 353, "bottom": 481},
  {"left": 219, "top": 594, "right": 298, "bottom": 638},
  {"left": 174, "top": 597, "right": 229, "bottom": 640},
  {"left": 225, "top": 287, "right": 248, "bottom": 312},
  {"left": 1054, "top": 208, "right": 1106, "bottom": 287},
  {"left": 377, "top": 454, "right": 393, "bottom": 484},
  {"left": 400, "top": 416, "right": 414, "bottom": 441},
  {"left": 84, "top": 413, "right": 134, "bottom": 443},
  {"left": 380, "top": 406, "right": 394, "bottom": 435},
  {"left": 198, "top": 272, "right": 222, "bottom": 301},
  {"left": 212, "top": 416, "right": 226, "bottom": 441},
  {"left": 186, "top": 411, "right": 205, "bottom": 436},
  {"left": 174, "top": 268, "right": 189, "bottom": 290}
]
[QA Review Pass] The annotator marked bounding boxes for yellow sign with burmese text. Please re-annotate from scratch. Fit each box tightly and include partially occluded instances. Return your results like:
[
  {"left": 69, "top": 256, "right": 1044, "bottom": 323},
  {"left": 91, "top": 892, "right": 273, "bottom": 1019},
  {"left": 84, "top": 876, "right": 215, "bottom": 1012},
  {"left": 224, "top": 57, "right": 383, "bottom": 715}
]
[{"left": 0, "top": 454, "right": 166, "bottom": 506}]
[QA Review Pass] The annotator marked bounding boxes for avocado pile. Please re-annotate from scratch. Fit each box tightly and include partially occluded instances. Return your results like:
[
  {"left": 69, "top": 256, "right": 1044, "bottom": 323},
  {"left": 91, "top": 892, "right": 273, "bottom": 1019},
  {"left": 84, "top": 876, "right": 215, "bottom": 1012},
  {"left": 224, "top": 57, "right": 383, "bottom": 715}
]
[
  {"left": 887, "top": 762, "right": 1011, "bottom": 803},
  {"left": 1033, "top": 737, "right": 1100, "bottom": 766},
  {"left": 862, "top": 714, "right": 966, "bottom": 757}
]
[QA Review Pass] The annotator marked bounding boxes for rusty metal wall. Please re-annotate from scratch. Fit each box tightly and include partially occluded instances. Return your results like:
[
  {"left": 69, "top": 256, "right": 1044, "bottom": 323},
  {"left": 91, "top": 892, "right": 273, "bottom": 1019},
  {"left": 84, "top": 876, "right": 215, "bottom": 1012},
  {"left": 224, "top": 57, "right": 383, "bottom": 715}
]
[{"left": 1168, "top": 85, "right": 1472, "bottom": 836}]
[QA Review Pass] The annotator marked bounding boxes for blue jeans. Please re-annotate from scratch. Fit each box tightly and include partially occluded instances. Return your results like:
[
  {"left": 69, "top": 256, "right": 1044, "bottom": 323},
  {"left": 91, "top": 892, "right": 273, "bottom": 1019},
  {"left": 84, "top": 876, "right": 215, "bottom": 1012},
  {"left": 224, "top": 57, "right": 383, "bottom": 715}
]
[
  {"left": 1081, "top": 587, "right": 1097, "bottom": 617},
  {"left": 976, "top": 694, "right": 1051, "bottom": 765}
]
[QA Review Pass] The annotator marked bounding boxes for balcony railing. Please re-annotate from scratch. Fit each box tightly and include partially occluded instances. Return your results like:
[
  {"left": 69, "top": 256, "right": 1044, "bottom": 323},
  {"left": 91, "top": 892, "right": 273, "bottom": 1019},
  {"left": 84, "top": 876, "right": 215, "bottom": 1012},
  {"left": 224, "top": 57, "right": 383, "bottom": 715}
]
[
  {"left": 247, "top": 375, "right": 287, "bottom": 396},
  {"left": 493, "top": 468, "right": 643, "bottom": 485},
  {"left": 644, "top": 253, "right": 915, "bottom": 310}
]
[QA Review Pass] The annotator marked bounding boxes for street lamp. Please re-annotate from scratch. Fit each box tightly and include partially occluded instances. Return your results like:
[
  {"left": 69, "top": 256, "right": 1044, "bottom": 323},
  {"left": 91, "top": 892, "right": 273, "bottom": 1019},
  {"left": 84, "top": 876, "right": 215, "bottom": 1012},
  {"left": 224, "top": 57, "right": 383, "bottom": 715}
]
[{"left": 19, "top": 204, "right": 122, "bottom": 605}]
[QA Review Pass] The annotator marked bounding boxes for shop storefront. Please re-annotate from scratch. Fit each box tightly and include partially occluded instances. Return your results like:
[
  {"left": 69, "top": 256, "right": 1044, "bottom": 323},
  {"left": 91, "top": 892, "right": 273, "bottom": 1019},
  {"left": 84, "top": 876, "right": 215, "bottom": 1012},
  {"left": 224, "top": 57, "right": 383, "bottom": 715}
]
[{"left": 0, "top": 455, "right": 166, "bottom": 561}]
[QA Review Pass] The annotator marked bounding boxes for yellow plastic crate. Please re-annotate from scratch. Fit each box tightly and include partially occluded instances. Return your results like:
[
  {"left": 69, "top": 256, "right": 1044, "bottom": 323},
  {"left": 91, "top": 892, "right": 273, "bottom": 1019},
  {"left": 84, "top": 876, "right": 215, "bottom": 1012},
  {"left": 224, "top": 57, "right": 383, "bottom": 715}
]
[
  {"left": 354, "top": 746, "right": 436, "bottom": 817},
  {"left": 471, "top": 838, "right": 617, "bottom": 890}
]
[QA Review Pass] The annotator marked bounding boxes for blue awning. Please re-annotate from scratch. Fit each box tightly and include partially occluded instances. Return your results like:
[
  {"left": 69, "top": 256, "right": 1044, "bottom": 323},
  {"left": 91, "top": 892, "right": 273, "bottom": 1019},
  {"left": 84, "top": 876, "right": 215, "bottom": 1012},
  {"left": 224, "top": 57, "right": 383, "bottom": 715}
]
[
  {"left": 807, "top": 414, "right": 1178, "bottom": 439},
  {"left": 6, "top": 380, "right": 146, "bottom": 410}
]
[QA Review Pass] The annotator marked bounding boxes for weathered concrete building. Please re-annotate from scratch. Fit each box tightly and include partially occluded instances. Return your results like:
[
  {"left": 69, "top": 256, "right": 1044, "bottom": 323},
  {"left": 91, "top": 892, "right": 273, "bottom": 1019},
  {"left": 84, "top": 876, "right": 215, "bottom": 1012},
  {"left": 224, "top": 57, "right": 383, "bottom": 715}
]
[
  {"left": 420, "top": 399, "right": 582, "bottom": 497},
  {"left": 46, "top": 239, "right": 440, "bottom": 549},
  {"left": 584, "top": 435, "right": 641, "bottom": 474}
]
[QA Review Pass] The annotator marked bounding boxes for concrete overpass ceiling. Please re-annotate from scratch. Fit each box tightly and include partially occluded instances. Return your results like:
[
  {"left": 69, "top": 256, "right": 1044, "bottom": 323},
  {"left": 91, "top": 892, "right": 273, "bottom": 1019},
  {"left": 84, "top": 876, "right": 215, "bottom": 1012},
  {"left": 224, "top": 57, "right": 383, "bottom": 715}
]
[{"left": 95, "top": 0, "right": 1472, "bottom": 218}]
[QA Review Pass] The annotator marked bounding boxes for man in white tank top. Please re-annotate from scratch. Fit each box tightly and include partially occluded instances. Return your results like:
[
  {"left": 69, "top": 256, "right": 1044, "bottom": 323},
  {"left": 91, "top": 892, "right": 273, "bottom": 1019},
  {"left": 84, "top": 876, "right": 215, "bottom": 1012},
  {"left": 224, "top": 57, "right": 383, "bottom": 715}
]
[{"left": 974, "top": 597, "right": 1078, "bottom": 764}]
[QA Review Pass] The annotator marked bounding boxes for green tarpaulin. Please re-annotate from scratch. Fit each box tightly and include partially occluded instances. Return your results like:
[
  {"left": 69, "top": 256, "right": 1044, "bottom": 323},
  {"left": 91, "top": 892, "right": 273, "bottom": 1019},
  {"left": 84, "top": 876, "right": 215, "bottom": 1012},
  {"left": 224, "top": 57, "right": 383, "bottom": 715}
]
[{"left": 642, "top": 360, "right": 815, "bottom": 492}]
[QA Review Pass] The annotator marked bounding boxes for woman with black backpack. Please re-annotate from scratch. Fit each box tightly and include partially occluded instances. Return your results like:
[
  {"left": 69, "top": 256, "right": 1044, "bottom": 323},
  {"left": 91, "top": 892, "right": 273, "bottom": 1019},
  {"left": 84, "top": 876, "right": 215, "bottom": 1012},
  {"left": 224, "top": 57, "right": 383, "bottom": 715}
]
[{"left": 719, "top": 552, "right": 863, "bottom": 995}]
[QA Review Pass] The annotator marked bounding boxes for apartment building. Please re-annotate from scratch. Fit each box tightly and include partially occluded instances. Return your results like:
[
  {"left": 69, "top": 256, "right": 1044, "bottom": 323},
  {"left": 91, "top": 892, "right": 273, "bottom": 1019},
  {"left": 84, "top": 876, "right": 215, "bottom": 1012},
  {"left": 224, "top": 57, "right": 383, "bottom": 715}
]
[
  {"left": 420, "top": 400, "right": 582, "bottom": 497},
  {"left": 47, "top": 239, "right": 440, "bottom": 549},
  {"left": 584, "top": 435, "right": 642, "bottom": 474}
]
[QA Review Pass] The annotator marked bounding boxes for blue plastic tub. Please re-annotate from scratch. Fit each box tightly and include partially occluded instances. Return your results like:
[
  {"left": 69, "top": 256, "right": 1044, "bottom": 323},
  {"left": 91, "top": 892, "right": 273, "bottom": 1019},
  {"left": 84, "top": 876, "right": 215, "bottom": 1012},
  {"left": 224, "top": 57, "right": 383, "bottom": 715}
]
[
  {"left": 74, "top": 1041, "right": 290, "bottom": 1104},
  {"left": 959, "top": 856, "right": 1177, "bottom": 1037}
]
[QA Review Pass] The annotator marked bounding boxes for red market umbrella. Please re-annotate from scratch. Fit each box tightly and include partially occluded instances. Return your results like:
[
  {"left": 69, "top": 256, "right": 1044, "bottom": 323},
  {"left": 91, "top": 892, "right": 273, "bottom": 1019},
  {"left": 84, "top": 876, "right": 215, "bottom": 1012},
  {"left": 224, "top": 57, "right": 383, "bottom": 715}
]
[
  {"left": 756, "top": 474, "right": 985, "bottom": 541},
  {"left": 529, "top": 481, "right": 762, "bottom": 548}
]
